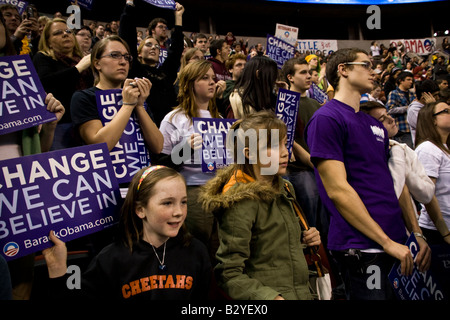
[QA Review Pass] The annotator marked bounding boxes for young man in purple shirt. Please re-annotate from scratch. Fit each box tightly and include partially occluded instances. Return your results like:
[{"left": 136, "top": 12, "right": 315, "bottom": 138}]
[{"left": 305, "top": 48, "right": 417, "bottom": 300}]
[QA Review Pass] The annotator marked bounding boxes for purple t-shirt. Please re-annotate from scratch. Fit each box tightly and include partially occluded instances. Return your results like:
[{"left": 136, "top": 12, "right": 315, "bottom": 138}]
[{"left": 305, "top": 99, "right": 407, "bottom": 251}]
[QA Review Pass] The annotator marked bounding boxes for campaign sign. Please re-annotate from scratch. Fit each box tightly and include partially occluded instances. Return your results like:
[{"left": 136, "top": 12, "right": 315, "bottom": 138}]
[
  {"left": 0, "top": 143, "right": 121, "bottom": 261},
  {"left": 275, "top": 23, "right": 298, "bottom": 47},
  {"left": 266, "top": 34, "right": 295, "bottom": 69},
  {"left": 275, "top": 89, "right": 299, "bottom": 160},
  {"left": 0, "top": 55, "right": 57, "bottom": 135},
  {"left": 142, "top": 0, "right": 176, "bottom": 9},
  {"left": 159, "top": 48, "right": 168, "bottom": 66},
  {"left": 193, "top": 118, "right": 236, "bottom": 173},
  {"left": 67, "top": 0, "right": 94, "bottom": 10},
  {"left": 96, "top": 89, "right": 151, "bottom": 184},
  {"left": 388, "top": 233, "right": 447, "bottom": 300},
  {"left": 0, "top": 0, "right": 28, "bottom": 15}
]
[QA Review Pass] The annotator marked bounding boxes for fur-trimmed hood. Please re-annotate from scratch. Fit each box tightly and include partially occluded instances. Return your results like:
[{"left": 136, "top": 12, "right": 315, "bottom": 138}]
[{"left": 199, "top": 164, "right": 285, "bottom": 217}]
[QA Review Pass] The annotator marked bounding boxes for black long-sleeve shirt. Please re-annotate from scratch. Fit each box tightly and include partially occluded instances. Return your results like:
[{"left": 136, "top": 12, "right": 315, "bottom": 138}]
[{"left": 119, "top": 4, "right": 184, "bottom": 127}]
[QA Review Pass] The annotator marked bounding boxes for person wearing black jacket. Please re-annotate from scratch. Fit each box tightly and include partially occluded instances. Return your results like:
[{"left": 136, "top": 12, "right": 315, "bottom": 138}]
[
  {"left": 42, "top": 166, "right": 211, "bottom": 300},
  {"left": 119, "top": 0, "right": 185, "bottom": 128}
]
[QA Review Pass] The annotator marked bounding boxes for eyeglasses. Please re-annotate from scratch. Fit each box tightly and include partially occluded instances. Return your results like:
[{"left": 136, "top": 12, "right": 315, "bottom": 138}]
[
  {"left": 343, "top": 61, "right": 373, "bottom": 70},
  {"left": 144, "top": 42, "right": 161, "bottom": 50},
  {"left": 76, "top": 32, "right": 92, "bottom": 38},
  {"left": 52, "top": 29, "right": 72, "bottom": 36},
  {"left": 433, "top": 108, "right": 449, "bottom": 117},
  {"left": 100, "top": 51, "right": 133, "bottom": 63}
]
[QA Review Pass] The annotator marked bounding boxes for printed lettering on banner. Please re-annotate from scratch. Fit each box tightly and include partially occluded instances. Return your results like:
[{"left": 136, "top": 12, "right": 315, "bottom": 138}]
[
  {"left": 266, "top": 34, "right": 295, "bottom": 69},
  {"left": 0, "top": 143, "right": 121, "bottom": 261},
  {"left": 388, "top": 233, "right": 447, "bottom": 300},
  {"left": 275, "top": 88, "right": 300, "bottom": 160},
  {"left": 0, "top": 55, "right": 57, "bottom": 135},
  {"left": 296, "top": 39, "right": 338, "bottom": 56},
  {"left": 96, "top": 89, "right": 151, "bottom": 184},
  {"left": 159, "top": 48, "right": 168, "bottom": 66},
  {"left": 275, "top": 23, "right": 299, "bottom": 47},
  {"left": 193, "top": 118, "right": 236, "bottom": 173},
  {"left": 390, "top": 38, "right": 436, "bottom": 55},
  {"left": 142, "top": 0, "right": 176, "bottom": 9},
  {"left": 0, "top": 0, "right": 28, "bottom": 14}
]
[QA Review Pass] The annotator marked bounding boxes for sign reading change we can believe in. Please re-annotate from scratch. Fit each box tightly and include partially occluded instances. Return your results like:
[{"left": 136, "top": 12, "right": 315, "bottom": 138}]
[
  {"left": 0, "top": 143, "right": 121, "bottom": 261},
  {"left": 96, "top": 89, "right": 151, "bottom": 184},
  {"left": 0, "top": 55, "right": 57, "bottom": 136},
  {"left": 143, "top": 0, "right": 176, "bottom": 9}
]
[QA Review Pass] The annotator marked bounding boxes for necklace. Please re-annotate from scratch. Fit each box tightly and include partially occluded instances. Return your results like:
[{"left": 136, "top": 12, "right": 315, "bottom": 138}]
[{"left": 151, "top": 241, "right": 167, "bottom": 271}]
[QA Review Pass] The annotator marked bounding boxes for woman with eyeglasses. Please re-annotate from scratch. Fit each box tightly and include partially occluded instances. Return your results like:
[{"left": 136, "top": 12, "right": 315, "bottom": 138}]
[
  {"left": 33, "top": 18, "right": 94, "bottom": 150},
  {"left": 70, "top": 35, "right": 163, "bottom": 158},
  {"left": 74, "top": 26, "right": 93, "bottom": 56},
  {"left": 119, "top": 0, "right": 185, "bottom": 127},
  {"left": 415, "top": 101, "right": 450, "bottom": 246}
]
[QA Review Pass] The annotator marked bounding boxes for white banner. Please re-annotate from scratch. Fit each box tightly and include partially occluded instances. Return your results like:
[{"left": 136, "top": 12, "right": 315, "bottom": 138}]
[
  {"left": 296, "top": 39, "right": 338, "bottom": 55},
  {"left": 390, "top": 38, "right": 437, "bottom": 55},
  {"left": 275, "top": 23, "right": 299, "bottom": 47}
]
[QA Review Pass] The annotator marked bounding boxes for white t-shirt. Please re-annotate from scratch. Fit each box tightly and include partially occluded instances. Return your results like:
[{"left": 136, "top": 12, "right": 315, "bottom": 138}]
[
  {"left": 159, "top": 108, "right": 214, "bottom": 186},
  {"left": 415, "top": 141, "right": 450, "bottom": 230},
  {"left": 370, "top": 46, "right": 380, "bottom": 56}
]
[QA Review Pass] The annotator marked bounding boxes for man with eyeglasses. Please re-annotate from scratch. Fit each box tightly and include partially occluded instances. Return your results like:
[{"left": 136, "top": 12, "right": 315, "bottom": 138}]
[
  {"left": 148, "top": 17, "right": 169, "bottom": 50},
  {"left": 119, "top": 0, "right": 185, "bottom": 128},
  {"left": 305, "top": 48, "right": 417, "bottom": 300},
  {"left": 0, "top": 3, "right": 39, "bottom": 55}
]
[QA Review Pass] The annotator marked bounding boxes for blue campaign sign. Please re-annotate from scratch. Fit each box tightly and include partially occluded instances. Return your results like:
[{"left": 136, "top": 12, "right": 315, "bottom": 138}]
[
  {"left": 0, "top": 0, "right": 28, "bottom": 15},
  {"left": 266, "top": 34, "right": 295, "bottom": 69},
  {"left": 96, "top": 89, "right": 151, "bottom": 184},
  {"left": 275, "top": 88, "right": 299, "bottom": 160},
  {"left": 159, "top": 48, "right": 168, "bottom": 66},
  {"left": 69, "top": 0, "right": 94, "bottom": 10},
  {"left": 0, "top": 143, "right": 121, "bottom": 261},
  {"left": 0, "top": 55, "right": 57, "bottom": 135},
  {"left": 388, "top": 233, "right": 447, "bottom": 300},
  {"left": 142, "top": 0, "right": 176, "bottom": 9},
  {"left": 193, "top": 118, "right": 236, "bottom": 173}
]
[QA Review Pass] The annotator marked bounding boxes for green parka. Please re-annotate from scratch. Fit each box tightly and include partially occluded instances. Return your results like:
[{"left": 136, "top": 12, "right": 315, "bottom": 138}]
[{"left": 199, "top": 165, "right": 313, "bottom": 300}]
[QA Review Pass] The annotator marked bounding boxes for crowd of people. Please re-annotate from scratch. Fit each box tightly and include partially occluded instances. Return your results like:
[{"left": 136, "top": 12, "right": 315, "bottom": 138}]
[{"left": 0, "top": 0, "right": 449, "bottom": 302}]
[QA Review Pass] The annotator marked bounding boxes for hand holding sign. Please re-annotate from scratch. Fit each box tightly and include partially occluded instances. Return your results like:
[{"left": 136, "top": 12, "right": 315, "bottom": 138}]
[
  {"left": 44, "top": 93, "right": 65, "bottom": 124},
  {"left": 42, "top": 230, "right": 68, "bottom": 278}
]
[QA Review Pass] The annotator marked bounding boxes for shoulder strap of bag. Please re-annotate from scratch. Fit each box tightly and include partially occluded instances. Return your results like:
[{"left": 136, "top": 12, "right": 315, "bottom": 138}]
[{"left": 285, "top": 183, "right": 326, "bottom": 277}]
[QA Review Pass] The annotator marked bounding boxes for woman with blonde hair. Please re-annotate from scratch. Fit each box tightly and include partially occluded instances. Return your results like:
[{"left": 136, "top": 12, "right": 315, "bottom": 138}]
[
  {"left": 33, "top": 18, "right": 93, "bottom": 149},
  {"left": 159, "top": 59, "right": 220, "bottom": 257},
  {"left": 415, "top": 101, "right": 450, "bottom": 245}
]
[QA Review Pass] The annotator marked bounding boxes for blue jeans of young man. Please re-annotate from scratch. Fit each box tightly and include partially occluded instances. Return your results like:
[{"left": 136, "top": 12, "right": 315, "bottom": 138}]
[
  {"left": 285, "top": 170, "right": 329, "bottom": 238},
  {"left": 330, "top": 249, "right": 397, "bottom": 300}
]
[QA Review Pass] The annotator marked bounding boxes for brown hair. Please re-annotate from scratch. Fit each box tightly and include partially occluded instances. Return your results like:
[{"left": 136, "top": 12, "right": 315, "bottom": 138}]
[
  {"left": 172, "top": 59, "right": 220, "bottom": 123},
  {"left": 415, "top": 102, "right": 450, "bottom": 155},
  {"left": 226, "top": 110, "right": 287, "bottom": 181},
  {"left": 119, "top": 166, "right": 191, "bottom": 251},
  {"left": 90, "top": 35, "right": 131, "bottom": 85},
  {"left": 326, "top": 47, "right": 368, "bottom": 91}
]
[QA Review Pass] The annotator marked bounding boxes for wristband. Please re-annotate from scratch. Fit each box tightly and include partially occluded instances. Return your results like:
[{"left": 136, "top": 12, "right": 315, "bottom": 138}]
[
  {"left": 122, "top": 102, "right": 137, "bottom": 106},
  {"left": 443, "top": 232, "right": 450, "bottom": 238},
  {"left": 413, "top": 232, "right": 427, "bottom": 242}
]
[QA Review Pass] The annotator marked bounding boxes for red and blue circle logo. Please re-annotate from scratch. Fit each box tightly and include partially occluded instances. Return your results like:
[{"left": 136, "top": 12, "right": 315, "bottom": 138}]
[
  {"left": 3, "top": 242, "right": 19, "bottom": 257},
  {"left": 424, "top": 39, "right": 433, "bottom": 52}
]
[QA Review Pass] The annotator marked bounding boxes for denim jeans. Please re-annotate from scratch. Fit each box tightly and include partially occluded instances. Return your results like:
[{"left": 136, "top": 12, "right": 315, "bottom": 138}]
[
  {"left": 331, "top": 249, "right": 397, "bottom": 300},
  {"left": 285, "top": 170, "right": 330, "bottom": 239}
]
